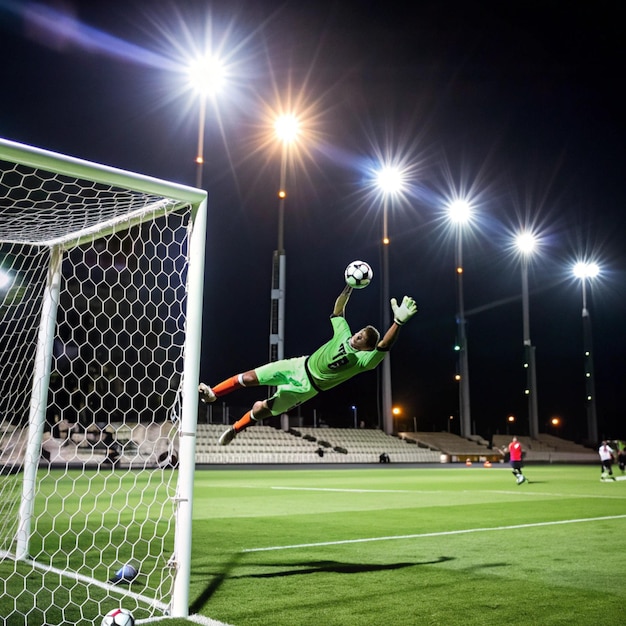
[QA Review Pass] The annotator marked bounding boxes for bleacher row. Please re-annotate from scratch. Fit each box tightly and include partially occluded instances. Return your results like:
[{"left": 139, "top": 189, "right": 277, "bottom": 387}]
[
  {"left": 491, "top": 433, "right": 597, "bottom": 463},
  {"left": 398, "top": 431, "right": 494, "bottom": 458},
  {"left": 194, "top": 424, "right": 442, "bottom": 464},
  {"left": 8, "top": 422, "right": 597, "bottom": 468},
  {"left": 194, "top": 427, "right": 598, "bottom": 465}
]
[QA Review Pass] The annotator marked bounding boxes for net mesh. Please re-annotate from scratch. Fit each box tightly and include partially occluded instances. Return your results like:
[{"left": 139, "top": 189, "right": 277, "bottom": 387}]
[{"left": 0, "top": 153, "right": 195, "bottom": 624}]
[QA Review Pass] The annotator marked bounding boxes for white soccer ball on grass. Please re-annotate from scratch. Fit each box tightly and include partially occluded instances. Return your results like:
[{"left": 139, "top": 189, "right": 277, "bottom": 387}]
[{"left": 101, "top": 607, "right": 135, "bottom": 626}]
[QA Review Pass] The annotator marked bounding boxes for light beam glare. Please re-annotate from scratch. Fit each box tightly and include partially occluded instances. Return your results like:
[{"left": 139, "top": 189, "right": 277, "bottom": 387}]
[
  {"left": 426, "top": 148, "right": 501, "bottom": 262},
  {"left": 14, "top": 1, "right": 178, "bottom": 70},
  {"left": 237, "top": 58, "right": 329, "bottom": 202},
  {"left": 324, "top": 115, "right": 432, "bottom": 251},
  {"left": 0, "top": 268, "right": 12, "bottom": 291}
]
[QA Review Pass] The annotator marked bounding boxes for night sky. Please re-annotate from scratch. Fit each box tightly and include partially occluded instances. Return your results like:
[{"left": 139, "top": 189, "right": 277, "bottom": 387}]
[{"left": 1, "top": 0, "right": 624, "bottom": 442}]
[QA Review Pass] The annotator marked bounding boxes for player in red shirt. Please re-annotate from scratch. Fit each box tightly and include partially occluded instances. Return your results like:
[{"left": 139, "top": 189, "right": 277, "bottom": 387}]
[{"left": 508, "top": 436, "right": 528, "bottom": 485}]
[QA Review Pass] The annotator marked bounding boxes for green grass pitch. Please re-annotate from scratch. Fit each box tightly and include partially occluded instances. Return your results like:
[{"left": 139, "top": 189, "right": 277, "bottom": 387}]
[{"left": 3, "top": 464, "right": 625, "bottom": 625}]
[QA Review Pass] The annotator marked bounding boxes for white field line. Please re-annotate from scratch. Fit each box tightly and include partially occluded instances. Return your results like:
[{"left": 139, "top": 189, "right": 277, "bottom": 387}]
[
  {"left": 0, "top": 549, "right": 167, "bottom": 611},
  {"left": 482, "top": 489, "right": 626, "bottom": 499},
  {"left": 242, "top": 514, "right": 626, "bottom": 553},
  {"left": 143, "top": 615, "right": 233, "bottom": 626},
  {"left": 271, "top": 485, "right": 626, "bottom": 500},
  {"left": 0, "top": 550, "right": 233, "bottom": 626},
  {"left": 272, "top": 487, "right": 418, "bottom": 493}
]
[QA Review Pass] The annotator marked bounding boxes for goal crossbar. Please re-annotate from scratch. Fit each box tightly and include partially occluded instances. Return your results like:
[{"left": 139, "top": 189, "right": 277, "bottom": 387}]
[{"left": 0, "top": 137, "right": 204, "bottom": 209}]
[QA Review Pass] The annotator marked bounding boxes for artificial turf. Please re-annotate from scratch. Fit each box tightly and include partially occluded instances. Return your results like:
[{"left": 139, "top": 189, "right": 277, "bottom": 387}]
[{"left": 2, "top": 464, "right": 624, "bottom": 625}]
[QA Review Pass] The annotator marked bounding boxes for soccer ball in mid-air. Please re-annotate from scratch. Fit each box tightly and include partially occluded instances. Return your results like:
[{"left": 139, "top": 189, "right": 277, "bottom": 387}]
[
  {"left": 101, "top": 608, "right": 135, "bottom": 626},
  {"left": 344, "top": 260, "right": 373, "bottom": 289}
]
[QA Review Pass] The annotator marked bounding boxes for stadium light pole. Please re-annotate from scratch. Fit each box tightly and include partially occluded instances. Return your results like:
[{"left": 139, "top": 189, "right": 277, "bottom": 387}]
[
  {"left": 375, "top": 166, "right": 404, "bottom": 435},
  {"left": 573, "top": 261, "right": 600, "bottom": 444},
  {"left": 515, "top": 232, "right": 539, "bottom": 438},
  {"left": 187, "top": 55, "right": 226, "bottom": 188},
  {"left": 448, "top": 199, "right": 472, "bottom": 438},
  {"left": 269, "top": 114, "right": 300, "bottom": 366}
]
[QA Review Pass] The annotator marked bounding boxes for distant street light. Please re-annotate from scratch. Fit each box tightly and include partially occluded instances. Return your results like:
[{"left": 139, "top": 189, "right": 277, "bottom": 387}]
[
  {"left": 448, "top": 199, "right": 472, "bottom": 438},
  {"left": 375, "top": 165, "right": 406, "bottom": 435},
  {"left": 515, "top": 231, "right": 539, "bottom": 438},
  {"left": 269, "top": 113, "right": 300, "bottom": 365},
  {"left": 351, "top": 405, "right": 358, "bottom": 428},
  {"left": 507, "top": 414, "right": 515, "bottom": 435},
  {"left": 549, "top": 416, "right": 562, "bottom": 436},
  {"left": 187, "top": 55, "right": 226, "bottom": 188},
  {"left": 392, "top": 406, "right": 402, "bottom": 430},
  {"left": 573, "top": 261, "right": 600, "bottom": 443}
]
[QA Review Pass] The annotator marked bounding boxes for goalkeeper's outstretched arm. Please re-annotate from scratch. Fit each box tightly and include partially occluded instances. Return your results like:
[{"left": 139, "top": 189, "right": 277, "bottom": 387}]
[
  {"left": 332, "top": 284, "right": 353, "bottom": 317},
  {"left": 377, "top": 296, "right": 418, "bottom": 350}
]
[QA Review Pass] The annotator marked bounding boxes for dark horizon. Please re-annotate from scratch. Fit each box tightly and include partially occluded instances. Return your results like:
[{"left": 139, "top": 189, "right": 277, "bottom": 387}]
[{"left": 1, "top": 0, "right": 624, "bottom": 443}]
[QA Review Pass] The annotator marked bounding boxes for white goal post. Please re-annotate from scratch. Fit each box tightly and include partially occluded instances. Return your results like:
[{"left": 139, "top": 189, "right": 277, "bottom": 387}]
[{"left": 0, "top": 138, "right": 206, "bottom": 624}]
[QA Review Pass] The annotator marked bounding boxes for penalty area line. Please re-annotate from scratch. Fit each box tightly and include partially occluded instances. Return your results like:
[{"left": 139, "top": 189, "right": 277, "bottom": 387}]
[{"left": 242, "top": 514, "right": 626, "bottom": 553}]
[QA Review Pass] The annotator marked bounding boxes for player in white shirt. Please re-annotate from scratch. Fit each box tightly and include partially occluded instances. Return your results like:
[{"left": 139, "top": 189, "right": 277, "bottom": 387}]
[{"left": 598, "top": 441, "right": 616, "bottom": 481}]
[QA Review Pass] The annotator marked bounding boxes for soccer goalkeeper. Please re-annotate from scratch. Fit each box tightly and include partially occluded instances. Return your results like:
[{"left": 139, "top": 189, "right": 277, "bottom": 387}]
[{"left": 199, "top": 284, "right": 417, "bottom": 446}]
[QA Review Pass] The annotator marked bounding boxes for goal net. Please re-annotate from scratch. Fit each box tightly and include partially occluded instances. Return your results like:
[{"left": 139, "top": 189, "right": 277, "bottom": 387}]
[{"left": 0, "top": 138, "right": 206, "bottom": 624}]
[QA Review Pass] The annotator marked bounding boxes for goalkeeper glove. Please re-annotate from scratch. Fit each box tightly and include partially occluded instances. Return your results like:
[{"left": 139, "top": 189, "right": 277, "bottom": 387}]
[{"left": 391, "top": 296, "right": 417, "bottom": 326}]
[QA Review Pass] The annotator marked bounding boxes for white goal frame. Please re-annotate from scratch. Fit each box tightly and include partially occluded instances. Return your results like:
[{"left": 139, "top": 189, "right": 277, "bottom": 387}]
[{"left": 0, "top": 137, "right": 206, "bottom": 620}]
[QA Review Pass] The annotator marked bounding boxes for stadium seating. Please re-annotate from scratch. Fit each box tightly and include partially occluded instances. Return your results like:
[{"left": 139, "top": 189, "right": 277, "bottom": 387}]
[
  {"left": 18, "top": 421, "right": 599, "bottom": 468},
  {"left": 194, "top": 424, "right": 441, "bottom": 464},
  {"left": 491, "top": 433, "right": 596, "bottom": 462},
  {"left": 398, "top": 431, "right": 500, "bottom": 461}
]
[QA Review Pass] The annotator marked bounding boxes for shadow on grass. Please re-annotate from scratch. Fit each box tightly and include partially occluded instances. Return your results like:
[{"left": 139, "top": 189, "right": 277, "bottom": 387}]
[
  {"left": 463, "top": 561, "right": 510, "bottom": 572},
  {"left": 190, "top": 555, "right": 455, "bottom": 610},
  {"left": 189, "top": 553, "right": 242, "bottom": 614},
  {"left": 232, "top": 555, "right": 455, "bottom": 579}
]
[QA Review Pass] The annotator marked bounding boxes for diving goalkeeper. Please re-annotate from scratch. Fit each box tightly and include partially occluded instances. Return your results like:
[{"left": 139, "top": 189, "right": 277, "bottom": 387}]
[{"left": 199, "top": 284, "right": 418, "bottom": 446}]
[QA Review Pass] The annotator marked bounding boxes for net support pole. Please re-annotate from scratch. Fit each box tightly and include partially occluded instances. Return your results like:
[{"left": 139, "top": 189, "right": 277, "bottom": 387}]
[
  {"left": 16, "top": 245, "right": 63, "bottom": 560},
  {"left": 169, "top": 196, "right": 207, "bottom": 617}
]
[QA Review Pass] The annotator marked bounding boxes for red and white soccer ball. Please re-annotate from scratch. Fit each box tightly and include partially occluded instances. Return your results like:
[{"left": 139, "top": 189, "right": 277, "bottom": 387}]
[
  {"left": 344, "top": 260, "right": 373, "bottom": 289},
  {"left": 101, "top": 608, "right": 135, "bottom": 626}
]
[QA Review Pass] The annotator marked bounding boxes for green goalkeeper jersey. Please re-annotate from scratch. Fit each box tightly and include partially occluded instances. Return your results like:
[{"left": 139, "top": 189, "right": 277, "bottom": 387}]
[{"left": 306, "top": 316, "right": 386, "bottom": 391}]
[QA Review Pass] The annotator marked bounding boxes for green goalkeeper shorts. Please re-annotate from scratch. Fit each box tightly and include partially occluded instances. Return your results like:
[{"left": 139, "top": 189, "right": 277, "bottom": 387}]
[{"left": 254, "top": 356, "right": 318, "bottom": 416}]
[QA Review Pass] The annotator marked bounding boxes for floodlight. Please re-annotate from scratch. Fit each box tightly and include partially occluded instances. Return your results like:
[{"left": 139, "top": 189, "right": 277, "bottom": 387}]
[
  {"left": 187, "top": 55, "right": 226, "bottom": 96},
  {"left": 447, "top": 199, "right": 472, "bottom": 224},
  {"left": 573, "top": 261, "right": 600, "bottom": 279},
  {"left": 274, "top": 114, "right": 300, "bottom": 144},
  {"left": 515, "top": 232, "right": 537, "bottom": 255},
  {"left": 375, "top": 165, "right": 405, "bottom": 195}
]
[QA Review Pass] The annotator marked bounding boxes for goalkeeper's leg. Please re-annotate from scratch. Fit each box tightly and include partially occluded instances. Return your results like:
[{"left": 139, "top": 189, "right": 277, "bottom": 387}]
[
  {"left": 217, "top": 360, "right": 316, "bottom": 445},
  {"left": 199, "top": 371, "right": 260, "bottom": 403},
  {"left": 218, "top": 380, "right": 316, "bottom": 446},
  {"left": 218, "top": 400, "right": 273, "bottom": 446}
]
